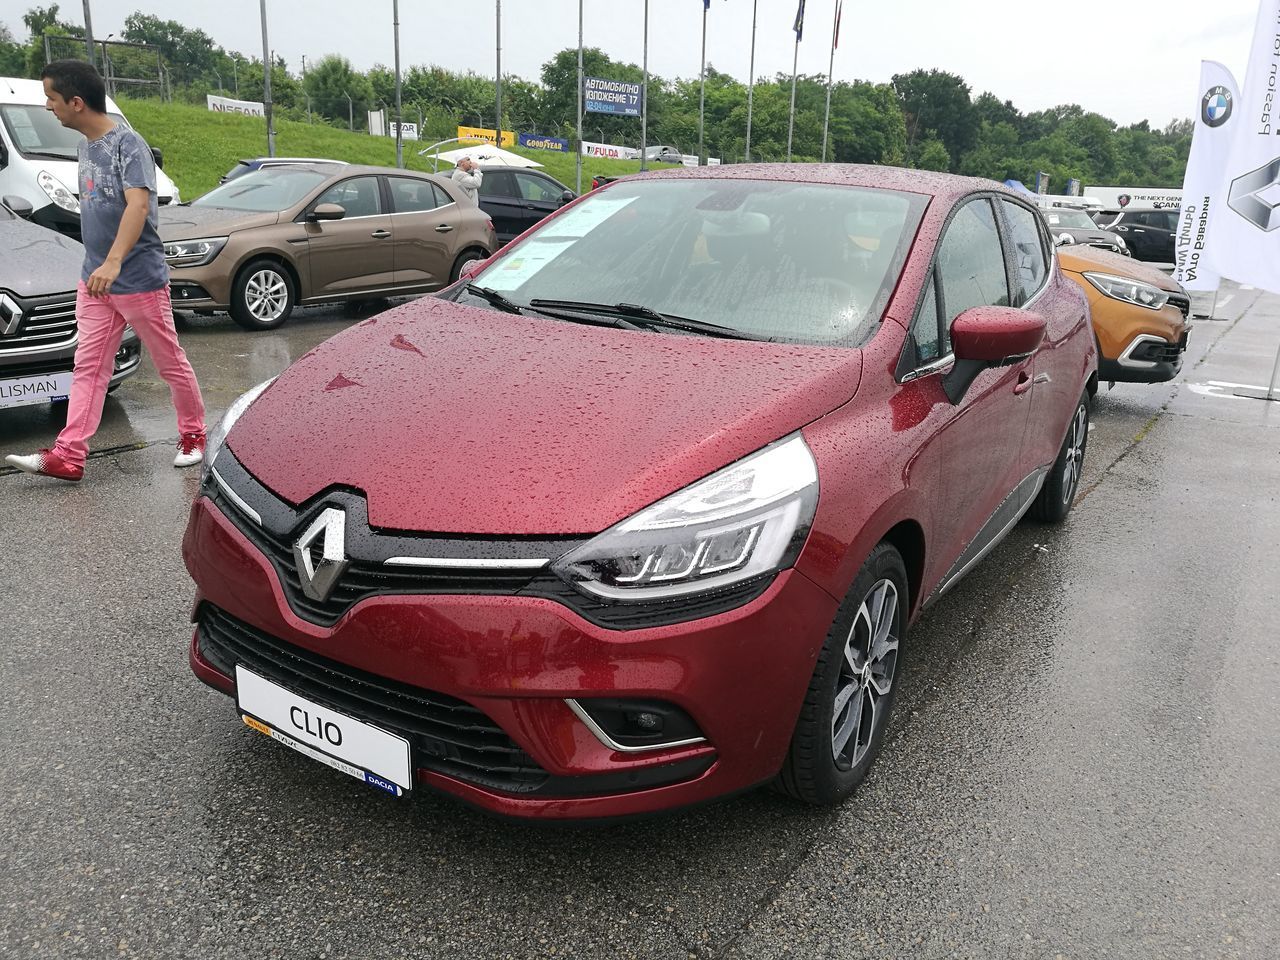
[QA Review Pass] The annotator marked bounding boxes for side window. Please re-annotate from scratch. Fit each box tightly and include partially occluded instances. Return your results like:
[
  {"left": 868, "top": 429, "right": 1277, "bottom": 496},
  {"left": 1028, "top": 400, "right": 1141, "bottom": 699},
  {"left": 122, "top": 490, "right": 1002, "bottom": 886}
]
[
  {"left": 936, "top": 199, "right": 1010, "bottom": 353},
  {"left": 515, "top": 173, "right": 563, "bottom": 203},
  {"left": 911, "top": 271, "right": 942, "bottom": 364},
  {"left": 480, "top": 171, "right": 518, "bottom": 199},
  {"left": 1001, "top": 201, "right": 1049, "bottom": 305},
  {"left": 430, "top": 183, "right": 454, "bottom": 207},
  {"left": 389, "top": 177, "right": 438, "bottom": 213},
  {"left": 1163, "top": 211, "right": 1180, "bottom": 231},
  {"left": 315, "top": 176, "right": 382, "bottom": 217}
]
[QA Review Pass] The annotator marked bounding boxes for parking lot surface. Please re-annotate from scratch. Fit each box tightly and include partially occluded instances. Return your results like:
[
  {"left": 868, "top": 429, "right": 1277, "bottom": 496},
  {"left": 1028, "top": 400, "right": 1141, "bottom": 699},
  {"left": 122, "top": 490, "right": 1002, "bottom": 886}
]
[{"left": 2, "top": 289, "right": 1278, "bottom": 958}]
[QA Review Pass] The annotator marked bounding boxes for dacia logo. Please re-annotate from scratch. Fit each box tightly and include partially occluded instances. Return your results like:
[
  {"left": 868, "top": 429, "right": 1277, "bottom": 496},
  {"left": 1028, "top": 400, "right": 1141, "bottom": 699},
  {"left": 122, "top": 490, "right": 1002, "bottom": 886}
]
[
  {"left": 1227, "top": 157, "right": 1280, "bottom": 232},
  {"left": 292, "top": 507, "right": 349, "bottom": 602},
  {"left": 0, "top": 293, "right": 21, "bottom": 336},
  {"left": 1202, "top": 86, "right": 1233, "bottom": 128}
]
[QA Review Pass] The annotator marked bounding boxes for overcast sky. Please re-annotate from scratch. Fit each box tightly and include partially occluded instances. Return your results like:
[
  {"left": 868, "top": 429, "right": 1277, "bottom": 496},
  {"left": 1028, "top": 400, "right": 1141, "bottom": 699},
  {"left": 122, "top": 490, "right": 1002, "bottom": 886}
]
[{"left": 0, "top": 0, "right": 1264, "bottom": 127}]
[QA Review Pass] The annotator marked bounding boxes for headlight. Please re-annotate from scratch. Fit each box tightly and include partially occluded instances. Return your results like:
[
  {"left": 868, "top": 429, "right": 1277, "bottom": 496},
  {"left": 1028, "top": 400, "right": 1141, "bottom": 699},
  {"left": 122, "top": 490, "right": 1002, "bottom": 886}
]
[
  {"left": 1082, "top": 272, "right": 1169, "bottom": 311},
  {"left": 1056, "top": 233, "right": 1075, "bottom": 245},
  {"left": 164, "top": 237, "right": 228, "bottom": 267},
  {"left": 37, "top": 171, "right": 79, "bottom": 214},
  {"left": 203, "top": 378, "right": 275, "bottom": 479},
  {"left": 552, "top": 434, "right": 819, "bottom": 601},
  {"left": 1114, "top": 235, "right": 1128, "bottom": 250}
]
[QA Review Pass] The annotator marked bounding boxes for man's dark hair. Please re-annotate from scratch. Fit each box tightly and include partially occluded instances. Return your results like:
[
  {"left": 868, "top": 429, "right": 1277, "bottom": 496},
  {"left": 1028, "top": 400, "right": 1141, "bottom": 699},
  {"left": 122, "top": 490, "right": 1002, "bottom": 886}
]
[{"left": 40, "top": 59, "right": 107, "bottom": 114}]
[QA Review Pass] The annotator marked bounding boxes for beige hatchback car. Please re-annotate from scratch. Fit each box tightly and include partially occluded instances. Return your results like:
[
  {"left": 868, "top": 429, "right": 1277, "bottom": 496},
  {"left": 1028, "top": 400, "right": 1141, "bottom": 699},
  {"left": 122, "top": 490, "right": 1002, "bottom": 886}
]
[{"left": 159, "top": 162, "right": 495, "bottom": 330}]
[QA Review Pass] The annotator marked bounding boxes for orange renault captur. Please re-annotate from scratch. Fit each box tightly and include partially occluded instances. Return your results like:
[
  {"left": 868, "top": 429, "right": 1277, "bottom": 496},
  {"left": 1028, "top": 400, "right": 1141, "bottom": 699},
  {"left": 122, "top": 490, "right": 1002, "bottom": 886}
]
[{"left": 1057, "top": 245, "right": 1190, "bottom": 383}]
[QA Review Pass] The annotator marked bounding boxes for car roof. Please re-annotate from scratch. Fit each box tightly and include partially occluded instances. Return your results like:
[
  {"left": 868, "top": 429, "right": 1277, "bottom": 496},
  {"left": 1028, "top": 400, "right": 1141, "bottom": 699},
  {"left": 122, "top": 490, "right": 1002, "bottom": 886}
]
[
  {"left": 0, "top": 75, "right": 123, "bottom": 113},
  {"left": 240, "top": 157, "right": 349, "bottom": 167},
  {"left": 626, "top": 163, "right": 1016, "bottom": 203}
]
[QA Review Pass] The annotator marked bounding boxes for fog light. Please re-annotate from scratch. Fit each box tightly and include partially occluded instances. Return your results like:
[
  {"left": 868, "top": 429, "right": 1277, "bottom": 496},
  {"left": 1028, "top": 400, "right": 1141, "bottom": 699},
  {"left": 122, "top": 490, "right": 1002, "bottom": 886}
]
[{"left": 629, "top": 711, "right": 664, "bottom": 734}]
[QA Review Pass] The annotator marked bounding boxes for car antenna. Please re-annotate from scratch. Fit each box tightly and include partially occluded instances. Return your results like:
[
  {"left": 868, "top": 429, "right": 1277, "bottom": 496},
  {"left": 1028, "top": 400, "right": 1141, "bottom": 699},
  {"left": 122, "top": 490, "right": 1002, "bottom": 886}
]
[{"left": 2, "top": 77, "right": 13, "bottom": 95}]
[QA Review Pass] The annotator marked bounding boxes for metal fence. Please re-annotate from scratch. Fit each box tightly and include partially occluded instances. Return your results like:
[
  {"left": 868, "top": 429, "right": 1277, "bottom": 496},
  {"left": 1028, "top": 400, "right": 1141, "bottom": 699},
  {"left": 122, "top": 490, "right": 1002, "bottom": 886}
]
[{"left": 43, "top": 35, "right": 170, "bottom": 102}]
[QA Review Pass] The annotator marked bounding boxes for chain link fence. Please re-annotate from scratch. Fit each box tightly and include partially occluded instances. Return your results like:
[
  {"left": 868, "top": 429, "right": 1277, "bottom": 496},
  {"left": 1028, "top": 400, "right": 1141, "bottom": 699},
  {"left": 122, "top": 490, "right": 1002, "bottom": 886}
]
[{"left": 43, "top": 34, "right": 170, "bottom": 101}]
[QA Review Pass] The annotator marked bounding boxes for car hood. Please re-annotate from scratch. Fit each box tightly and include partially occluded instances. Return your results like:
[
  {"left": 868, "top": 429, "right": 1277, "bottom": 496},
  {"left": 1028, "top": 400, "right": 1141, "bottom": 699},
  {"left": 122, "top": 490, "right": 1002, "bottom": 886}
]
[
  {"left": 1058, "top": 246, "right": 1184, "bottom": 293},
  {"left": 228, "top": 298, "right": 862, "bottom": 535},
  {"left": 1059, "top": 227, "right": 1122, "bottom": 245},
  {"left": 158, "top": 205, "right": 282, "bottom": 240},
  {"left": 0, "top": 216, "right": 83, "bottom": 297}
]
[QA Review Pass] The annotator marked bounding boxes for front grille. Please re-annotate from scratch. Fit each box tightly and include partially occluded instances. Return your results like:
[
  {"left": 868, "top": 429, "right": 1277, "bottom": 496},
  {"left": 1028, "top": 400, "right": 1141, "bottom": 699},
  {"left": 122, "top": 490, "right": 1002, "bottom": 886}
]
[
  {"left": 1167, "top": 292, "right": 1191, "bottom": 319},
  {"left": 1132, "top": 339, "right": 1185, "bottom": 364},
  {"left": 0, "top": 294, "right": 77, "bottom": 352},
  {"left": 197, "top": 604, "right": 550, "bottom": 793}
]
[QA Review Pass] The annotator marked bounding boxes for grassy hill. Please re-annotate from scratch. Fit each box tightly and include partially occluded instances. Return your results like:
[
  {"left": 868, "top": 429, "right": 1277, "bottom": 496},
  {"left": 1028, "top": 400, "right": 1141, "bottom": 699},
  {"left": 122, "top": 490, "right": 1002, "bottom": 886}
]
[{"left": 118, "top": 98, "right": 652, "bottom": 200}]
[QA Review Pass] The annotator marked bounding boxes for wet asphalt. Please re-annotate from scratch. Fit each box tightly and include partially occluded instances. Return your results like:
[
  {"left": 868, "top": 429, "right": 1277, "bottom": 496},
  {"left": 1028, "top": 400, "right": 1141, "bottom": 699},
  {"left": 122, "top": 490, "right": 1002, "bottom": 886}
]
[{"left": 1, "top": 288, "right": 1277, "bottom": 959}]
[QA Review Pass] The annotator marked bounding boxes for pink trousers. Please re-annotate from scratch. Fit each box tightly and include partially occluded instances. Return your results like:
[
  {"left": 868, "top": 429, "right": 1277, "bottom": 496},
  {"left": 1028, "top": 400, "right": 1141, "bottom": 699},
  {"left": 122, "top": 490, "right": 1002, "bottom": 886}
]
[{"left": 53, "top": 282, "right": 205, "bottom": 468}]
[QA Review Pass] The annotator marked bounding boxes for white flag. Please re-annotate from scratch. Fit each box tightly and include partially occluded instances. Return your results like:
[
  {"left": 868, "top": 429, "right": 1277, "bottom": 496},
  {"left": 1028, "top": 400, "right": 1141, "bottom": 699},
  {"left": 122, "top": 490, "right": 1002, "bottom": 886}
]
[
  {"left": 1207, "top": 0, "right": 1280, "bottom": 294},
  {"left": 1174, "top": 62, "right": 1240, "bottom": 291}
]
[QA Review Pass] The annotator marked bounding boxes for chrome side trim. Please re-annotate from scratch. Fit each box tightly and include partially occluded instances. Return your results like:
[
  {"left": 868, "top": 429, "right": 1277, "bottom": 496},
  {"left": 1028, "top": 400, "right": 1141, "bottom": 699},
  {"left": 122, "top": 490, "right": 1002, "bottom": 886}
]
[
  {"left": 937, "top": 467, "right": 1048, "bottom": 597},
  {"left": 564, "top": 699, "right": 708, "bottom": 754},
  {"left": 383, "top": 556, "right": 548, "bottom": 569},
  {"left": 211, "top": 468, "right": 262, "bottom": 526},
  {"left": 899, "top": 352, "right": 955, "bottom": 384}
]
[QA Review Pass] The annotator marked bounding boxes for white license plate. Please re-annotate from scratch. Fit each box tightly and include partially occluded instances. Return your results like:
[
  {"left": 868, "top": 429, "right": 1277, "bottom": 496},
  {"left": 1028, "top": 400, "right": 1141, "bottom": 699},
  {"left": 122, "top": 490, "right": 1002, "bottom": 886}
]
[
  {"left": 0, "top": 371, "right": 72, "bottom": 410},
  {"left": 235, "top": 665, "right": 412, "bottom": 795}
]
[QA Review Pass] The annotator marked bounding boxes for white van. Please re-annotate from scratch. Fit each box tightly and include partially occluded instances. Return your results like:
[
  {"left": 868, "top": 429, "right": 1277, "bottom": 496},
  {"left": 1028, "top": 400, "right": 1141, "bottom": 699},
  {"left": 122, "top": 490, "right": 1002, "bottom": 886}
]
[{"left": 0, "top": 76, "right": 179, "bottom": 239}]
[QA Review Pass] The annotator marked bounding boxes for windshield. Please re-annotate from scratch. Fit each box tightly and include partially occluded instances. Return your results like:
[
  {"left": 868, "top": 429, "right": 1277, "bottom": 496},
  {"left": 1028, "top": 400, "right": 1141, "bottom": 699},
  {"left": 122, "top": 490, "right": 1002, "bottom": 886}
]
[
  {"left": 0, "top": 105, "right": 128, "bottom": 160},
  {"left": 1044, "top": 208, "right": 1098, "bottom": 229},
  {"left": 193, "top": 168, "right": 329, "bottom": 212},
  {"left": 466, "top": 178, "right": 927, "bottom": 347}
]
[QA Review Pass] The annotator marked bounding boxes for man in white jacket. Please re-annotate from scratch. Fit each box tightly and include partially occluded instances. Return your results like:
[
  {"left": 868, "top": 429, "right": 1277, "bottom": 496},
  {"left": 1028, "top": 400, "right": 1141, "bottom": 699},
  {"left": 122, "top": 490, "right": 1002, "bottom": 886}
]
[{"left": 448, "top": 156, "right": 483, "bottom": 203}]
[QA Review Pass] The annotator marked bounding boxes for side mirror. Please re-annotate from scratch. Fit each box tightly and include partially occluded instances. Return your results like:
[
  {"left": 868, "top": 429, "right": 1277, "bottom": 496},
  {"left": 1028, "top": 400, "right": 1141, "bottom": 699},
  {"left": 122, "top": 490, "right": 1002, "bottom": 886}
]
[
  {"left": 459, "top": 257, "right": 487, "bottom": 282},
  {"left": 559, "top": 190, "right": 575, "bottom": 205},
  {"left": 307, "top": 202, "right": 346, "bottom": 222},
  {"left": 151, "top": 146, "right": 164, "bottom": 169},
  {"left": 943, "top": 306, "right": 1045, "bottom": 404},
  {"left": 1054, "top": 234, "right": 1072, "bottom": 247},
  {"left": 2, "top": 194, "right": 34, "bottom": 219}
]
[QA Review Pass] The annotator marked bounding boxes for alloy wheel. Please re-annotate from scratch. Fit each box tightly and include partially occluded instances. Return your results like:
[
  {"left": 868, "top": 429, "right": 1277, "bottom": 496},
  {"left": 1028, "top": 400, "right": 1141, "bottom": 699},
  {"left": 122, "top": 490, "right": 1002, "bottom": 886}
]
[
  {"left": 831, "top": 578, "right": 899, "bottom": 770},
  {"left": 1061, "top": 403, "right": 1088, "bottom": 505},
  {"left": 245, "top": 269, "right": 289, "bottom": 323}
]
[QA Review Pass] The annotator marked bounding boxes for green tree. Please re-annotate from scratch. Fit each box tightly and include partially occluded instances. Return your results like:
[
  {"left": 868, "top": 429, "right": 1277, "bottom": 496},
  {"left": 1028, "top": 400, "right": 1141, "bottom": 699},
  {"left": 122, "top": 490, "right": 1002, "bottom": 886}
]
[
  {"left": 892, "top": 68, "right": 976, "bottom": 171},
  {"left": 0, "top": 22, "right": 26, "bottom": 75},
  {"left": 120, "top": 13, "right": 222, "bottom": 88},
  {"left": 915, "top": 137, "right": 951, "bottom": 172},
  {"left": 303, "top": 54, "right": 374, "bottom": 126}
]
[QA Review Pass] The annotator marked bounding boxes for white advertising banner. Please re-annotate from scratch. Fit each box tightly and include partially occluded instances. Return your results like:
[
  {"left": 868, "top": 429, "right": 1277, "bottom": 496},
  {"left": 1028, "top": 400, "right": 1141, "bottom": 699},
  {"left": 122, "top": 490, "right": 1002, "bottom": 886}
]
[
  {"left": 206, "top": 94, "right": 265, "bottom": 118},
  {"left": 1207, "top": 0, "right": 1280, "bottom": 294},
  {"left": 1174, "top": 61, "right": 1242, "bottom": 292},
  {"left": 1085, "top": 185, "right": 1183, "bottom": 212},
  {"left": 390, "top": 122, "right": 419, "bottom": 141},
  {"left": 581, "top": 140, "right": 640, "bottom": 160}
]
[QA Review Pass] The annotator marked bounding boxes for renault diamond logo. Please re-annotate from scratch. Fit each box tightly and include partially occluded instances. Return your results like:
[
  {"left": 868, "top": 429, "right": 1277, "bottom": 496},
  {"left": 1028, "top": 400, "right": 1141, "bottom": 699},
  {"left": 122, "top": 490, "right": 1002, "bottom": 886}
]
[
  {"left": 293, "top": 507, "right": 349, "bottom": 602},
  {"left": 1228, "top": 157, "right": 1280, "bottom": 232},
  {"left": 0, "top": 293, "right": 21, "bottom": 336}
]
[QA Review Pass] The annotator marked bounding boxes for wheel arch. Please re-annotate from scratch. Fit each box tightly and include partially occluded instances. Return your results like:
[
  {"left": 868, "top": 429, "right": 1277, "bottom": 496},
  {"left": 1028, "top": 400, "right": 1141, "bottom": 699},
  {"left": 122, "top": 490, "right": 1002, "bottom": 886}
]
[
  {"left": 878, "top": 519, "right": 926, "bottom": 618},
  {"left": 233, "top": 251, "right": 303, "bottom": 299}
]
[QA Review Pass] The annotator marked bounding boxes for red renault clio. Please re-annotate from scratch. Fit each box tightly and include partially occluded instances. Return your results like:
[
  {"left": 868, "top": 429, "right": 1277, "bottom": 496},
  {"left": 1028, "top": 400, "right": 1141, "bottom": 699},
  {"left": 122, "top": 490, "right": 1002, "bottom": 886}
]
[{"left": 183, "top": 165, "right": 1096, "bottom": 819}]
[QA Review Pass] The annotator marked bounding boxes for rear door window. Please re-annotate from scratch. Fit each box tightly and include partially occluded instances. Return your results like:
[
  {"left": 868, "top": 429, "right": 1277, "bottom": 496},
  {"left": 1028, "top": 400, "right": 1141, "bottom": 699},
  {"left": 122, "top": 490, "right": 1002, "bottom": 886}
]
[
  {"left": 480, "top": 171, "right": 519, "bottom": 199},
  {"left": 388, "top": 177, "right": 439, "bottom": 213}
]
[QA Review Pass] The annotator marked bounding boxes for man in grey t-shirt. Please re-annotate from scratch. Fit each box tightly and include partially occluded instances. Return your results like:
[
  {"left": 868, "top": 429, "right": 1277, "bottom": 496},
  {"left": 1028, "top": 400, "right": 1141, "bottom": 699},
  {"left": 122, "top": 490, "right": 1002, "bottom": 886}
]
[{"left": 5, "top": 60, "right": 206, "bottom": 482}]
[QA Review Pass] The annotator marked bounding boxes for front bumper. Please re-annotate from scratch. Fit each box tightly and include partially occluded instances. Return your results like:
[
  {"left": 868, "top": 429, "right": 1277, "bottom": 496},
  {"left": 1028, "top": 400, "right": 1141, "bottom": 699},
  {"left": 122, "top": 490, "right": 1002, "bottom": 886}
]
[
  {"left": 168, "top": 262, "right": 235, "bottom": 311},
  {"left": 1081, "top": 285, "right": 1188, "bottom": 384},
  {"left": 182, "top": 493, "right": 838, "bottom": 819}
]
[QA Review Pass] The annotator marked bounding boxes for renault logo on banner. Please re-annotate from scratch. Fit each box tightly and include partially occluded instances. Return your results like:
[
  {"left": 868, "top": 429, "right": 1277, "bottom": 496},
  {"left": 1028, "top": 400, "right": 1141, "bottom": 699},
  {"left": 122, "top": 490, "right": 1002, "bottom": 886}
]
[
  {"left": 293, "top": 507, "right": 349, "bottom": 602},
  {"left": 0, "top": 293, "right": 21, "bottom": 336},
  {"left": 1227, "top": 157, "right": 1280, "bottom": 232}
]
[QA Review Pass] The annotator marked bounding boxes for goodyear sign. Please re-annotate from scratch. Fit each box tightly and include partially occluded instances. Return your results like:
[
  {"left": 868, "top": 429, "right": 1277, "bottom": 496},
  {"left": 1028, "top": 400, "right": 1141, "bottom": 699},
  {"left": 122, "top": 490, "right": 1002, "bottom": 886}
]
[
  {"left": 519, "top": 133, "right": 570, "bottom": 153},
  {"left": 457, "top": 126, "right": 516, "bottom": 148}
]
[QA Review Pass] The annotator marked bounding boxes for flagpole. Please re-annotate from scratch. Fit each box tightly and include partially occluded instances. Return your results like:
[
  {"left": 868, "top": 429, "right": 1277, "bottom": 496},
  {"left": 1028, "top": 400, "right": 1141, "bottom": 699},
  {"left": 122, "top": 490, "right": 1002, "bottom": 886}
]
[
  {"left": 698, "top": 2, "right": 708, "bottom": 166},
  {"left": 821, "top": 1, "right": 838, "bottom": 162},
  {"left": 745, "top": 0, "right": 757, "bottom": 162},
  {"left": 575, "top": 0, "right": 583, "bottom": 194},
  {"left": 641, "top": 0, "right": 649, "bottom": 172},
  {"left": 495, "top": 0, "right": 502, "bottom": 151},
  {"left": 786, "top": 36, "right": 799, "bottom": 161}
]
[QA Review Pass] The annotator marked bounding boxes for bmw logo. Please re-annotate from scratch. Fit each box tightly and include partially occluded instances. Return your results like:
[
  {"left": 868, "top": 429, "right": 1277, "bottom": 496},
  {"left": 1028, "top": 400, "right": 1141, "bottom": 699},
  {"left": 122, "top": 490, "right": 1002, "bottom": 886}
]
[{"left": 1202, "top": 85, "right": 1233, "bottom": 128}]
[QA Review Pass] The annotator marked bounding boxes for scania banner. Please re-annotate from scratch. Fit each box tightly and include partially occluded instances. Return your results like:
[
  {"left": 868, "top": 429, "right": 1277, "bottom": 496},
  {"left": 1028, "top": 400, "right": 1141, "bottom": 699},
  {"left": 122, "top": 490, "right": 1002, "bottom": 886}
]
[
  {"left": 207, "top": 94, "right": 265, "bottom": 118},
  {"left": 1207, "top": 0, "right": 1280, "bottom": 294},
  {"left": 518, "top": 133, "right": 570, "bottom": 152},
  {"left": 1174, "top": 61, "right": 1241, "bottom": 292}
]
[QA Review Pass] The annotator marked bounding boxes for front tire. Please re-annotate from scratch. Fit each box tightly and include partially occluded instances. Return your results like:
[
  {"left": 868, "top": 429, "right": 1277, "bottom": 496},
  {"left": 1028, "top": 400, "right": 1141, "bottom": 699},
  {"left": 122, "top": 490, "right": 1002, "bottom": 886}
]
[
  {"left": 230, "top": 260, "right": 296, "bottom": 331},
  {"left": 450, "top": 247, "right": 488, "bottom": 284},
  {"left": 776, "top": 542, "right": 908, "bottom": 806},
  {"left": 1029, "top": 392, "right": 1089, "bottom": 523}
]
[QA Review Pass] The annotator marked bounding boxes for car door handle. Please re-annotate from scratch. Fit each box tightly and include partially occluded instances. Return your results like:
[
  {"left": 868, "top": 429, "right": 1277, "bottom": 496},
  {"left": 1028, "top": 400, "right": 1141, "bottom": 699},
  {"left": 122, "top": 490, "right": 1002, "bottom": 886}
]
[
  {"left": 523, "top": 203, "right": 538, "bottom": 210},
  {"left": 1013, "top": 372, "right": 1033, "bottom": 395},
  {"left": 371, "top": 229, "right": 391, "bottom": 239},
  {"left": 434, "top": 224, "right": 454, "bottom": 233},
  {"left": 1132, "top": 227, "right": 1147, "bottom": 233}
]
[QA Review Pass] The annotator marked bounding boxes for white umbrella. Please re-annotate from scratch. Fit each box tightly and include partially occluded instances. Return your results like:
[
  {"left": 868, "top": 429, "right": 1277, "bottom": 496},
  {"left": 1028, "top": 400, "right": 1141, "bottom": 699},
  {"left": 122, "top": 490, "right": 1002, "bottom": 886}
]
[{"left": 425, "top": 145, "right": 543, "bottom": 169}]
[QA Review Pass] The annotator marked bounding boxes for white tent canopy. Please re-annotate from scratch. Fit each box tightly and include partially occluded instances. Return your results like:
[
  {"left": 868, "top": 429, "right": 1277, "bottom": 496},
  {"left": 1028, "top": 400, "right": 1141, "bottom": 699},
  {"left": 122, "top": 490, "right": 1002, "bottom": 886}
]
[{"left": 422, "top": 145, "right": 543, "bottom": 170}]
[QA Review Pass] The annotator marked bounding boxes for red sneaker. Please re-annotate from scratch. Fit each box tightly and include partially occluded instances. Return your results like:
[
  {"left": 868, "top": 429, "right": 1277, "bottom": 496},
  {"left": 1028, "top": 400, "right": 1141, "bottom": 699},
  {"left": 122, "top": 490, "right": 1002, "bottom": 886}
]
[
  {"left": 174, "top": 431, "right": 206, "bottom": 468},
  {"left": 4, "top": 448, "right": 84, "bottom": 481}
]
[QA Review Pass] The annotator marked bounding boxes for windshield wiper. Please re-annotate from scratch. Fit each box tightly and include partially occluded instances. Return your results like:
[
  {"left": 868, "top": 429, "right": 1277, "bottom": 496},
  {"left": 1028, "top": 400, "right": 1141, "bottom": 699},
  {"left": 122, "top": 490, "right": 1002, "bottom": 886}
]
[
  {"left": 529, "top": 299, "right": 767, "bottom": 341},
  {"left": 21, "top": 150, "right": 77, "bottom": 162},
  {"left": 465, "top": 284, "right": 525, "bottom": 315}
]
